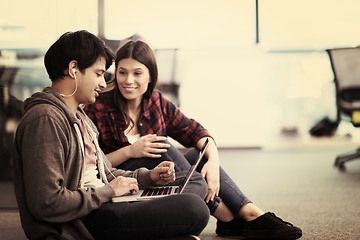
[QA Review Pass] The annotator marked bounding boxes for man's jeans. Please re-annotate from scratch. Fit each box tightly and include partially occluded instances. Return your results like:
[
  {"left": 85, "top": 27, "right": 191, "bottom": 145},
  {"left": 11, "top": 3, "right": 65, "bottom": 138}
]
[{"left": 84, "top": 171, "right": 210, "bottom": 239}]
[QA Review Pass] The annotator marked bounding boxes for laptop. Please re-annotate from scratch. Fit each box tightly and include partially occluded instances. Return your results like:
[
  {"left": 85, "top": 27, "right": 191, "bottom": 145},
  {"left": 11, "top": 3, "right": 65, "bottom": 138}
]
[{"left": 112, "top": 138, "right": 209, "bottom": 202}]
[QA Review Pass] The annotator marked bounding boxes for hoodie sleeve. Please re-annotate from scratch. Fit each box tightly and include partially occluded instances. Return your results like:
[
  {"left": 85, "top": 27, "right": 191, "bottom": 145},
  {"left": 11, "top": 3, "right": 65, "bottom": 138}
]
[{"left": 102, "top": 150, "right": 156, "bottom": 188}]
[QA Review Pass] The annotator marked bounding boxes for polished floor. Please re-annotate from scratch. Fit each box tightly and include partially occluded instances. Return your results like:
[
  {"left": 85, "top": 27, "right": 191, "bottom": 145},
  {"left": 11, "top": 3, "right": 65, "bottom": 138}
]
[{"left": 1, "top": 135, "right": 360, "bottom": 239}]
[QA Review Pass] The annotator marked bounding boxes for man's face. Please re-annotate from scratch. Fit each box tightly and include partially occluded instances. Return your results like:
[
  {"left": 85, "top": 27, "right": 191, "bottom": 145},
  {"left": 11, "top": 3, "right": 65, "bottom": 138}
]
[{"left": 75, "top": 57, "right": 107, "bottom": 105}]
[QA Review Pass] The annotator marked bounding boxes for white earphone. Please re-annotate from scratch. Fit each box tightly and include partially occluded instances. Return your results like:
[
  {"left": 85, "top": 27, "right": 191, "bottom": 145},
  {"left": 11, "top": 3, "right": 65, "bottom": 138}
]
[
  {"left": 72, "top": 68, "right": 76, "bottom": 79},
  {"left": 60, "top": 68, "right": 78, "bottom": 97}
]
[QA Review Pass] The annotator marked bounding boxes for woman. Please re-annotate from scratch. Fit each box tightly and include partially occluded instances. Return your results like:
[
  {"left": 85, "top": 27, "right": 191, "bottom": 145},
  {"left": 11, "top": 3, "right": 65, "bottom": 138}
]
[{"left": 84, "top": 40, "right": 302, "bottom": 240}]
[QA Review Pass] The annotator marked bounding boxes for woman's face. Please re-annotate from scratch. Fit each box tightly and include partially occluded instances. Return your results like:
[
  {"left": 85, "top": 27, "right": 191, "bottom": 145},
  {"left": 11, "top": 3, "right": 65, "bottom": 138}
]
[{"left": 116, "top": 58, "right": 150, "bottom": 103}]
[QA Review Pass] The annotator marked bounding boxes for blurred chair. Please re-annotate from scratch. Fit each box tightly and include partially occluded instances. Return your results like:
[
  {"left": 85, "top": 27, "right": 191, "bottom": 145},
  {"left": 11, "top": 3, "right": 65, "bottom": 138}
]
[
  {"left": 326, "top": 47, "right": 360, "bottom": 170},
  {"left": 154, "top": 48, "right": 180, "bottom": 106},
  {"left": 1, "top": 67, "right": 23, "bottom": 181}
]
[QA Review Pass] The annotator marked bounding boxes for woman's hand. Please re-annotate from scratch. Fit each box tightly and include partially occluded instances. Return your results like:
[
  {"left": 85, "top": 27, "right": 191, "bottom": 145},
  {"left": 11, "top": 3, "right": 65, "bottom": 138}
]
[
  {"left": 108, "top": 176, "right": 139, "bottom": 197},
  {"left": 129, "top": 134, "right": 170, "bottom": 158},
  {"left": 150, "top": 161, "right": 176, "bottom": 185},
  {"left": 201, "top": 159, "right": 220, "bottom": 203}
]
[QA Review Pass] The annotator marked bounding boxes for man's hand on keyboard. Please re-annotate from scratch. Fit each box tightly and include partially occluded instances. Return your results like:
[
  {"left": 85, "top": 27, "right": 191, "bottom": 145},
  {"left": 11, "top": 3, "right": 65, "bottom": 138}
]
[
  {"left": 109, "top": 176, "right": 139, "bottom": 197},
  {"left": 150, "top": 161, "right": 176, "bottom": 185}
]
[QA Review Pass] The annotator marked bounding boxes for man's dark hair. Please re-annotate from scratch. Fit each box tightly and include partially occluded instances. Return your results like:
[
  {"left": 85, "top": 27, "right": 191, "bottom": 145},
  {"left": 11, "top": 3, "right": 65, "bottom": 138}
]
[{"left": 44, "top": 30, "right": 114, "bottom": 81}]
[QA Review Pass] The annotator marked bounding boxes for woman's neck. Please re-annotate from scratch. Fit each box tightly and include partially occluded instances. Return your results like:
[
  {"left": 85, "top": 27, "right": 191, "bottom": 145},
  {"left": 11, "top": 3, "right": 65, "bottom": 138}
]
[
  {"left": 128, "top": 105, "right": 141, "bottom": 124},
  {"left": 125, "top": 99, "right": 141, "bottom": 135},
  {"left": 127, "top": 98, "right": 141, "bottom": 116}
]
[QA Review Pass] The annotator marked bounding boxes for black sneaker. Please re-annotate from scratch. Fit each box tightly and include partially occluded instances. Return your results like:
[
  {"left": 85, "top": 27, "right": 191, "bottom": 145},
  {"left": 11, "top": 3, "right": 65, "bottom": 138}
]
[
  {"left": 216, "top": 217, "right": 245, "bottom": 236},
  {"left": 242, "top": 212, "right": 302, "bottom": 239}
]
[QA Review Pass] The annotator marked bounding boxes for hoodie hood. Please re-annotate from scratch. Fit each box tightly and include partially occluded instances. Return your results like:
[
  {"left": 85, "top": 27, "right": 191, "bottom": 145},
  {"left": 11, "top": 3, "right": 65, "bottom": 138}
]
[{"left": 24, "top": 87, "right": 78, "bottom": 125}]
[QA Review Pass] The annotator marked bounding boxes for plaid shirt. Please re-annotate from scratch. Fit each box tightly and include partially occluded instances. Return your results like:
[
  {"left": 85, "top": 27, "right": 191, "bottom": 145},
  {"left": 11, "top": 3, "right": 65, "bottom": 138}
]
[{"left": 84, "top": 91, "right": 212, "bottom": 154}]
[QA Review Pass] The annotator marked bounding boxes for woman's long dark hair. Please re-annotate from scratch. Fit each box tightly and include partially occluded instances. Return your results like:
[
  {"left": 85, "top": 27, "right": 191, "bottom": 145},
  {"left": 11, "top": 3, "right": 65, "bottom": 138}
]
[{"left": 100, "top": 40, "right": 158, "bottom": 131}]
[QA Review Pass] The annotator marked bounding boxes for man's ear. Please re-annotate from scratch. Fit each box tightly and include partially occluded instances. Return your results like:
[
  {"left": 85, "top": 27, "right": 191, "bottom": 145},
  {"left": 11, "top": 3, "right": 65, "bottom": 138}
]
[{"left": 67, "top": 60, "right": 78, "bottom": 78}]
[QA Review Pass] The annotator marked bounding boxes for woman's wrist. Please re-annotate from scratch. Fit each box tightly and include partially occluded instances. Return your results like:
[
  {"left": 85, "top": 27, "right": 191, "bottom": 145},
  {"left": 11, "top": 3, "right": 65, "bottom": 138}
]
[
  {"left": 206, "top": 155, "right": 220, "bottom": 165},
  {"left": 123, "top": 145, "right": 133, "bottom": 159}
]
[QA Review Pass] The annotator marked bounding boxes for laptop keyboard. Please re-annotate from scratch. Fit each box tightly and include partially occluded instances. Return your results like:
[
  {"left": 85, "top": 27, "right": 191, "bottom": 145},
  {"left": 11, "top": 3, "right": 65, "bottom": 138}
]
[{"left": 141, "top": 186, "right": 173, "bottom": 196}]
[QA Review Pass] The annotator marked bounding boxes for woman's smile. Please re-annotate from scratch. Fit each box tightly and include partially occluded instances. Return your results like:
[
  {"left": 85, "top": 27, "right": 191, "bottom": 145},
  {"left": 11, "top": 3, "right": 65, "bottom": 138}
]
[{"left": 123, "top": 86, "right": 138, "bottom": 93}]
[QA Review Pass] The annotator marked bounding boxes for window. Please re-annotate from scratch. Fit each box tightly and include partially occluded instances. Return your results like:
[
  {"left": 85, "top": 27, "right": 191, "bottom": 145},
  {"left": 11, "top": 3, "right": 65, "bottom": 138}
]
[
  {"left": 104, "top": 0, "right": 255, "bottom": 48},
  {"left": 259, "top": 0, "right": 360, "bottom": 50},
  {"left": 1, "top": 0, "right": 98, "bottom": 49}
]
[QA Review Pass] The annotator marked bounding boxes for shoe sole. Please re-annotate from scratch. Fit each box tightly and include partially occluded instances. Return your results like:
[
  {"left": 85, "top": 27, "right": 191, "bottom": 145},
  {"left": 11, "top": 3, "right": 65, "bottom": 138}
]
[{"left": 243, "top": 230, "right": 302, "bottom": 240}]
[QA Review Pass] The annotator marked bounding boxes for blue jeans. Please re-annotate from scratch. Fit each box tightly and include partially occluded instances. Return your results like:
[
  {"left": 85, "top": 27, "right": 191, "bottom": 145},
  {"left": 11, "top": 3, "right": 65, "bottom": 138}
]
[
  {"left": 117, "top": 141, "right": 251, "bottom": 216},
  {"left": 84, "top": 171, "right": 210, "bottom": 239},
  {"left": 171, "top": 144, "right": 251, "bottom": 216}
]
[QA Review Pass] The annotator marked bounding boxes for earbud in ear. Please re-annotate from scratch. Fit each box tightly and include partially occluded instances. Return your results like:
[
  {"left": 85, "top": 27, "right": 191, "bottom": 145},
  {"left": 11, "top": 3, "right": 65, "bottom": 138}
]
[{"left": 72, "top": 68, "right": 76, "bottom": 79}]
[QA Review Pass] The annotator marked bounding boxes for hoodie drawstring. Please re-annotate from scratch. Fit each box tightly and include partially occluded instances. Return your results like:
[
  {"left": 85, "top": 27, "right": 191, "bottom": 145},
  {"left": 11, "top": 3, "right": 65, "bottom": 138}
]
[{"left": 74, "top": 123, "right": 86, "bottom": 188}]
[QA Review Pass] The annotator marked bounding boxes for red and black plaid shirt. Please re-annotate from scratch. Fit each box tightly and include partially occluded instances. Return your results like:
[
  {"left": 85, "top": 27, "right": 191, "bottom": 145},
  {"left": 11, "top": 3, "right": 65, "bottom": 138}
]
[{"left": 84, "top": 91, "right": 212, "bottom": 154}]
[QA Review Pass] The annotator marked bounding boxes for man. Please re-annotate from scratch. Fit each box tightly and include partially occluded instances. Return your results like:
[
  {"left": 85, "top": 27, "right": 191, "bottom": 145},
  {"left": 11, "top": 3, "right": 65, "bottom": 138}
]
[{"left": 13, "top": 30, "right": 209, "bottom": 240}]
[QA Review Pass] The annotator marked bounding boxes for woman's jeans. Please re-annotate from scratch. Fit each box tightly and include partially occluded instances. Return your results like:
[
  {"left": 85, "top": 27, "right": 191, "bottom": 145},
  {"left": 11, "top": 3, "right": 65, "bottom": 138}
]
[
  {"left": 117, "top": 141, "right": 251, "bottom": 216},
  {"left": 175, "top": 144, "right": 251, "bottom": 216},
  {"left": 84, "top": 171, "right": 210, "bottom": 239}
]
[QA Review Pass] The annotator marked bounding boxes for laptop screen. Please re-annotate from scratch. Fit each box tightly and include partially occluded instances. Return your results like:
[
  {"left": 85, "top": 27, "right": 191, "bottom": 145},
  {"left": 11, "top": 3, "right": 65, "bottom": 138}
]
[{"left": 178, "top": 138, "right": 209, "bottom": 192}]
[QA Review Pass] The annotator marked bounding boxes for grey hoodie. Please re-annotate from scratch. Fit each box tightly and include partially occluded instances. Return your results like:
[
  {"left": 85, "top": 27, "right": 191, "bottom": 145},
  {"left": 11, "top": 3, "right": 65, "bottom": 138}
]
[{"left": 13, "top": 87, "right": 154, "bottom": 240}]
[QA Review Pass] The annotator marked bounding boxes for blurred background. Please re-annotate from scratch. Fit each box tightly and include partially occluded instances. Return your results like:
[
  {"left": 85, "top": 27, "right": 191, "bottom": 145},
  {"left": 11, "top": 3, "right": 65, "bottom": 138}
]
[
  {"left": 2, "top": 0, "right": 360, "bottom": 179},
  {"left": 3, "top": 2, "right": 360, "bottom": 238}
]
